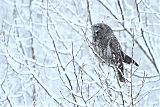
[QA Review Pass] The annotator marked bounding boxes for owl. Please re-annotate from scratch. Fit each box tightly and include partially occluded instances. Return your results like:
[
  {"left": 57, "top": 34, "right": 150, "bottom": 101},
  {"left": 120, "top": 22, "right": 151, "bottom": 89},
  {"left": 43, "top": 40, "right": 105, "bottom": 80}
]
[{"left": 91, "top": 23, "right": 139, "bottom": 82}]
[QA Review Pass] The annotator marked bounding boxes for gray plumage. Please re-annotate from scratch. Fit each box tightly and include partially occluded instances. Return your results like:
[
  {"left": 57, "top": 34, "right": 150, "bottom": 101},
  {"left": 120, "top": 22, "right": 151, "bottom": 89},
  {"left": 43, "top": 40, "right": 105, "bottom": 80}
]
[{"left": 91, "top": 23, "right": 139, "bottom": 82}]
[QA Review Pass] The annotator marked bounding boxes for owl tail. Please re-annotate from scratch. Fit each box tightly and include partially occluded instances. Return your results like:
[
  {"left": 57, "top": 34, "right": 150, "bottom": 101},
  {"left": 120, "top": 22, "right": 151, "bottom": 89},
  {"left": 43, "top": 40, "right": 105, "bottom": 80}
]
[{"left": 121, "top": 51, "right": 139, "bottom": 66}]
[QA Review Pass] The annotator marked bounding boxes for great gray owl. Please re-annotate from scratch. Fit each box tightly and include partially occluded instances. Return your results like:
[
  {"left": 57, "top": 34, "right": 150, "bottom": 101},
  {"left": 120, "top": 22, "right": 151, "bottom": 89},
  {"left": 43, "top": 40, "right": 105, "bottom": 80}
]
[{"left": 91, "top": 23, "right": 139, "bottom": 82}]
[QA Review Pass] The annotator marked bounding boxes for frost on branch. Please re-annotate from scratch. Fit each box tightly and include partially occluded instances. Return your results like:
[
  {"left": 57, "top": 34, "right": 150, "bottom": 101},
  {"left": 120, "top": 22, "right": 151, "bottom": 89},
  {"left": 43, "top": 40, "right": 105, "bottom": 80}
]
[{"left": 0, "top": 0, "right": 160, "bottom": 107}]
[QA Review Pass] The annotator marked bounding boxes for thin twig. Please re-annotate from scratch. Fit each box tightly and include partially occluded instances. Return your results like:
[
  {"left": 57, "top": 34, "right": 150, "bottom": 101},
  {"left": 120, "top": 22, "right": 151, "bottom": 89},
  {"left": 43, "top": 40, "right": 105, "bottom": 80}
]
[
  {"left": 46, "top": 0, "right": 65, "bottom": 71},
  {"left": 86, "top": 0, "right": 92, "bottom": 25},
  {"left": 130, "top": 28, "right": 135, "bottom": 107},
  {"left": 141, "top": 29, "right": 159, "bottom": 74},
  {"left": 117, "top": 0, "right": 124, "bottom": 25}
]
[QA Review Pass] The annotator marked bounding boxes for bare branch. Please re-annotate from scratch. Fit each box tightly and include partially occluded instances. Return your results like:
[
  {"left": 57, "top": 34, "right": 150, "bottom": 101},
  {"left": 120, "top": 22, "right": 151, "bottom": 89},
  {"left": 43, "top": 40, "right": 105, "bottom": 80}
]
[{"left": 86, "top": 0, "right": 92, "bottom": 25}]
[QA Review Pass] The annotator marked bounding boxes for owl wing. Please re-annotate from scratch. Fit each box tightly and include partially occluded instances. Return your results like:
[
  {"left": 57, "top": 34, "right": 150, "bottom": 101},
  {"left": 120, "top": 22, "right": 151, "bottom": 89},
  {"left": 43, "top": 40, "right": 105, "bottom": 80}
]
[
  {"left": 109, "top": 36, "right": 125, "bottom": 82},
  {"left": 109, "top": 36, "right": 122, "bottom": 62}
]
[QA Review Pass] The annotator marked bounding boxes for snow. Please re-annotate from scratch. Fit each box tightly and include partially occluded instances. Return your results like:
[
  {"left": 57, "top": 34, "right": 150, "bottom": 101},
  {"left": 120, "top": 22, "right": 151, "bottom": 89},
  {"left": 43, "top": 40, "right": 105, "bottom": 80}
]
[{"left": 0, "top": 0, "right": 160, "bottom": 107}]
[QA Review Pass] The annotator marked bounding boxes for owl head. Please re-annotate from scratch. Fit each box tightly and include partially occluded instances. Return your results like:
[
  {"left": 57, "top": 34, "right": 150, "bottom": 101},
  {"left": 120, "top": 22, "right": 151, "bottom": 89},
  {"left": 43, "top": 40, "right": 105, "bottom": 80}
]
[{"left": 91, "top": 23, "right": 113, "bottom": 42}]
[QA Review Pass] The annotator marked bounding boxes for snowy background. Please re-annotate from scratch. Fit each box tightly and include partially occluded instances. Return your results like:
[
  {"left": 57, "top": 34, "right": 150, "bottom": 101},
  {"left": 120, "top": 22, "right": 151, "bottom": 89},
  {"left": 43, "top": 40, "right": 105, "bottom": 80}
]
[{"left": 0, "top": 0, "right": 160, "bottom": 107}]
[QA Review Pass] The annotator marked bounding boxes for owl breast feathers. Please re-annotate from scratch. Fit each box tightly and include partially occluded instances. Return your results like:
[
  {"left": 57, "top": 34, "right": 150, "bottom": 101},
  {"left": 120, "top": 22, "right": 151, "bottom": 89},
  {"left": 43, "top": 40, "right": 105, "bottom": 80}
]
[{"left": 91, "top": 23, "right": 139, "bottom": 82}]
